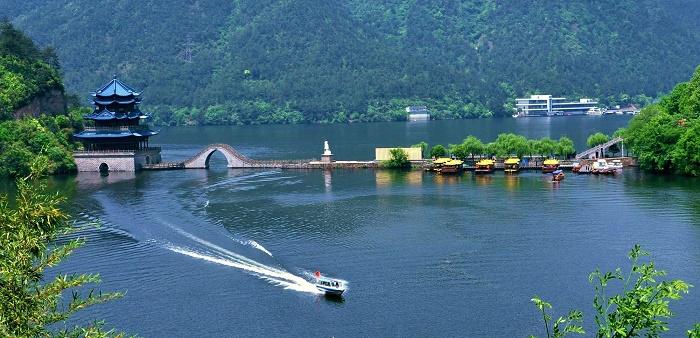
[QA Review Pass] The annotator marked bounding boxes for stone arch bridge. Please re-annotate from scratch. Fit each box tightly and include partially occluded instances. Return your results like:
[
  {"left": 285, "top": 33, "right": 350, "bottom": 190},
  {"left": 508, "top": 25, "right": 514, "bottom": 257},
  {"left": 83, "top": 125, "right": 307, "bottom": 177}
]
[{"left": 182, "top": 143, "right": 310, "bottom": 169}]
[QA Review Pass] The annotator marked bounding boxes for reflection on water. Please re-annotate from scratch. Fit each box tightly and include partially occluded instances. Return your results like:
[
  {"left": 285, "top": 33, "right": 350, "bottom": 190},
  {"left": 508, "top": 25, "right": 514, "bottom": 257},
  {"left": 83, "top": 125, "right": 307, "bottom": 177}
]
[
  {"left": 75, "top": 171, "right": 136, "bottom": 187},
  {"left": 474, "top": 174, "right": 493, "bottom": 186},
  {"left": 503, "top": 175, "right": 520, "bottom": 192},
  {"left": 432, "top": 172, "right": 465, "bottom": 185},
  {"left": 375, "top": 170, "right": 422, "bottom": 186},
  {"left": 323, "top": 169, "right": 332, "bottom": 192}
]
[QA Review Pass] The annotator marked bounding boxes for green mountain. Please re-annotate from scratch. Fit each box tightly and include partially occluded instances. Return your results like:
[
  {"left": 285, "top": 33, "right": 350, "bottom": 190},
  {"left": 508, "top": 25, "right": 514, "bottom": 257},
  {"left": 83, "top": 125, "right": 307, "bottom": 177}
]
[
  {"left": 0, "top": 20, "right": 64, "bottom": 119},
  {"left": 4, "top": 0, "right": 700, "bottom": 124}
]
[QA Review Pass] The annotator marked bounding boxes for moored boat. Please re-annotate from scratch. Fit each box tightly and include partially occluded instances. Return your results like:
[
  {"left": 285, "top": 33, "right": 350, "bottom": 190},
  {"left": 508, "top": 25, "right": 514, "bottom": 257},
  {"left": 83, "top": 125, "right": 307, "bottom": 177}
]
[
  {"left": 542, "top": 159, "right": 560, "bottom": 173},
  {"left": 591, "top": 159, "right": 615, "bottom": 175},
  {"left": 572, "top": 162, "right": 582, "bottom": 173},
  {"left": 504, "top": 158, "right": 520, "bottom": 174},
  {"left": 475, "top": 159, "right": 495, "bottom": 174},
  {"left": 587, "top": 107, "right": 605, "bottom": 116},
  {"left": 431, "top": 157, "right": 452, "bottom": 172},
  {"left": 609, "top": 159, "right": 623, "bottom": 170},
  {"left": 552, "top": 169, "right": 565, "bottom": 181},
  {"left": 440, "top": 159, "right": 464, "bottom": 174},
  {"left": 314, "top": 271, "right": 346, "bottom": 296}
]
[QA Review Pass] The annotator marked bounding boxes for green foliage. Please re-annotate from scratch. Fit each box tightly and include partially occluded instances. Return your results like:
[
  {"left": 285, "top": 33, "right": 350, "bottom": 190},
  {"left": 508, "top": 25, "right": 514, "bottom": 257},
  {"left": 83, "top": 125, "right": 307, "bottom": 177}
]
[
  {"left": 625, "top": 66, "right": 700, "bottom": 175},
  {"left": 429, "top": 144, "right": 447, "bottom": 158},
  {"left": 0, "top": 164, "right": 123, "bottom": 336},
  {"left": 381, "top": 148, "right": 411, "bottom": 169},
  {"left": 411, "top": 141, "right": 428, "bottom": 158},
  {"left": 0, "top": 20, "right": 63, "bottom": 119},
  {"left": 0, "top": 113, "right": 81, "bottom": 177},
  {"left": 589, "top": 244, "right": 692, "bottom": 337},
  {"left": 461, "top": 136, "right": 485, "bottom": 159},
  {"left": 536, "top": 137, "right": 558, "bottom": 158},
  {"left": 688, "top": 324, "right": 700, "bottom": 338},
  {"left": 587, "top": 132, "right": 610, "bottom": 148},
  {"left": 492, "top": 133, "right": 529, "bottom": 158},
  {"left": 443, "top": 134, "right": 576, "bottom": 160},
  {"left": 529, "top": 296, "right": 585, "bottom": 338},
  {"left": 5, "top": 1, "right": 700, "bottom": 124},
  {"left": 556, "top": 137, "right": 576, "bottom": 158},
  {"left": 448, "top": 143, "right": 467, "bottom": 160},
  {"left": 532, "top": 245, "right": 693, "bottom": 338}
]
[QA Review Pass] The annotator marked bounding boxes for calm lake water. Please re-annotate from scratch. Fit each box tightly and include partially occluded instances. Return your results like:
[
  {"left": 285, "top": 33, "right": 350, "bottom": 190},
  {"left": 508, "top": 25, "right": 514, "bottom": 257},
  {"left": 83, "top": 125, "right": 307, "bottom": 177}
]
[{"left": 38, "top": 116, "right": 700, "bottom": 336}]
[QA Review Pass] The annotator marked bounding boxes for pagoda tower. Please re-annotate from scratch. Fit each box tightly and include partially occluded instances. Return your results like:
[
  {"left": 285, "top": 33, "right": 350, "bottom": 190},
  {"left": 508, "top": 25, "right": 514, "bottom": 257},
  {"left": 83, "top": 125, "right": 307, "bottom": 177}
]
[{"left": 73, "top": 76, "right": 161, "bottom": 172}]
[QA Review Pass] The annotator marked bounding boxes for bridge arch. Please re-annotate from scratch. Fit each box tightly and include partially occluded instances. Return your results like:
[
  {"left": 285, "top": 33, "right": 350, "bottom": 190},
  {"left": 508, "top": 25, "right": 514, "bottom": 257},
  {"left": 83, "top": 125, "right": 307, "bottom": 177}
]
[{"left": 183, "top": 143, "right": 255, "bottom": 169}]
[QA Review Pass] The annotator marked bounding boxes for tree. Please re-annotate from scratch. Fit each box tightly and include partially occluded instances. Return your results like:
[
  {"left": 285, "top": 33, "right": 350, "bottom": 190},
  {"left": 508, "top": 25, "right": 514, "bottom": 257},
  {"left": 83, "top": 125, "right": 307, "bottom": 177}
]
[
  {"left": 412, "top": 141, "right": 428, "bottom": 158},
  {"left": 587, "top": 132, "right": 610, "bottom": 148},
  {"left": 671, "top": 119, "right": 700, "bottom": 176},
  {"left": 462, "top": 136, "right": 485, "bottom": 160},
  {"left": 449, "top": 143, "right": 468, "bottom": 160},
  {"left": 429, "top": 144, "right": 447, "bottom": 158},
  {"left": 536, "top": 137, "right": 557, "bottom": 157},
  {"left": 626, "top": 106, "right": 682, "bottom": 172},
  {"left": 0, "top": 159, "right": 123, "bottom": 336},
  {"left": 381, "top": 148, "right": 411, "bottom": 169},
  {"left": 527, "top": 139, "right": 540, "bottom": 158},
  {"left": 493, "top": 133, "right": 528, "bottom": 158},
  {"left": 555, "top": 137, "right": 576, "bottom": 159}
]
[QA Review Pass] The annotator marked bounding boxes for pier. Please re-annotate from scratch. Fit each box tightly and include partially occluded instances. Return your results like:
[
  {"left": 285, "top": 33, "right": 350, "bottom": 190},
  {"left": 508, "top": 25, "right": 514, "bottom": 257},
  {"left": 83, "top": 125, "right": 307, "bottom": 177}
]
[
  {"left": 140, "top": 141, "right": 637, "bottom": 172},
  {"left": 141, "top": 143, "right": 379, "bottom": 170}
]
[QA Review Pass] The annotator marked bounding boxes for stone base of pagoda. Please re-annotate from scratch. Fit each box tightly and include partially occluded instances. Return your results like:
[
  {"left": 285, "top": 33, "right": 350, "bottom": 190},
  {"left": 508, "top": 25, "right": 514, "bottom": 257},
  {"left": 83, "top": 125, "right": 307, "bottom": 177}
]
[{"left": 74, "top": 148, "right": 162, "bottom": 172}]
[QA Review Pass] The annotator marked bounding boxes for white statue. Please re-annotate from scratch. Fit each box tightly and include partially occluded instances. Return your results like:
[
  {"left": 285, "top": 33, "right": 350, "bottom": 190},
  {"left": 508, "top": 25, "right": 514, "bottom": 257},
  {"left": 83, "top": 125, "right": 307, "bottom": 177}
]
[{"left": 323, "top": 140, "right": 332, "bottom": 156}]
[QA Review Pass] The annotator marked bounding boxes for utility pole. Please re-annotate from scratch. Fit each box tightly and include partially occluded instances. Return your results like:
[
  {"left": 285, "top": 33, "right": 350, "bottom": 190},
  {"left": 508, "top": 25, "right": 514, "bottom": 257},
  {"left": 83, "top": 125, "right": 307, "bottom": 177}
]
[{"left": 178, "top": 36, "right": 194, "bottom": 63}]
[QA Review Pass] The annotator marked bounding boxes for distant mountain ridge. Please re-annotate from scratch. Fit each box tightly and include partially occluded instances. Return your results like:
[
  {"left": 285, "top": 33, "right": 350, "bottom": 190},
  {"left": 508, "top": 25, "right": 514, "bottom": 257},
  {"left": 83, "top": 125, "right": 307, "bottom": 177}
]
[{"left": 4, "top": 0, "right": 700, "bottom": 122}]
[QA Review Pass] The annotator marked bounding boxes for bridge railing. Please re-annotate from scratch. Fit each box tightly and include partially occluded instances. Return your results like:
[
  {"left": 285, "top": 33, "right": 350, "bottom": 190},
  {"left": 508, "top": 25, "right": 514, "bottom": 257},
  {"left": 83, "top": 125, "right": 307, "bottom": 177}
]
[{"left": 575, "top": 137, "right": 623, "bottom": 159}]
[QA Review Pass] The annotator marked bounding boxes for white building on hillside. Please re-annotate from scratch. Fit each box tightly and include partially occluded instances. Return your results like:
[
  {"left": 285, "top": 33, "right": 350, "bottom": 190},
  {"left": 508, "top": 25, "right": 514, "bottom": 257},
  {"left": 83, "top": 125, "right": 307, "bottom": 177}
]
[
  {"left": 406, "top": 106, "right": 430, "bottom": 121},
  {"left": 515, "top": 95, "right": 598, "bottom": 117}
]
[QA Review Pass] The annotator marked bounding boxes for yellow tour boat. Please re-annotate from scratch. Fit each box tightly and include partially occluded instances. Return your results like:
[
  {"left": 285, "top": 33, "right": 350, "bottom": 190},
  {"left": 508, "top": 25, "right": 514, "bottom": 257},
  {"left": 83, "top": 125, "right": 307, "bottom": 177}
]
[
  {"left": 440, "top": 159, "right": 464, "bottom": 174},
  {"left": 504, "top": 158, "right": 520, "bottom": 174},
  {"left": 475, "top": 159, "right": 495, "bottom": 174},
  {"left": 542, "top": 159, "right": 560, "bottom": 173}
]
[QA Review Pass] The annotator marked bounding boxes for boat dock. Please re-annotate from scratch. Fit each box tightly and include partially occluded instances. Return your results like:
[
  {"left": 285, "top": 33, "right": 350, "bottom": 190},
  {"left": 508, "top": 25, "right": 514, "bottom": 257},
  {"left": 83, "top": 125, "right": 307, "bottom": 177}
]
[{"left": 140, "top": 142, "right": 636, "bottom": 172}]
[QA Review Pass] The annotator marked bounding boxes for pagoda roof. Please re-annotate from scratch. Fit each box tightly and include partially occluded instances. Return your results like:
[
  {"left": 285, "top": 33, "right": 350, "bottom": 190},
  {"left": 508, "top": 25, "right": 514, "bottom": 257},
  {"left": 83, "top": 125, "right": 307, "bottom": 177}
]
[
  {"left": 84, "top": 108, "right": 147, "bottom": 121},
  {"left": 92, "top": 76, "right": 141, "bottom": 98},
  {"left": 94, "top": 97, "right": 141, "bottom": 105},
  {"left": 73, "top": 129, "right": 159, "bottom": 139}
]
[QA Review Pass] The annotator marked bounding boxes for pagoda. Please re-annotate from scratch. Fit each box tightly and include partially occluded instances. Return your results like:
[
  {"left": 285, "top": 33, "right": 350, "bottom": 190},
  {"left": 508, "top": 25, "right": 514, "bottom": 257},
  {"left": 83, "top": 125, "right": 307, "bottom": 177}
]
[{"left": 73, "top": 76, "right": 161, "bottom": 172}]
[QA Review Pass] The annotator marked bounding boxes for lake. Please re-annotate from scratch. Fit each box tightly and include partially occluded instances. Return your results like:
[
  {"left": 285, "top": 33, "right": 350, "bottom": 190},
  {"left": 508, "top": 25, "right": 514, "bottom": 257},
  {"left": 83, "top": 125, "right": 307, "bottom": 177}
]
[{"left": 39, "top": 116, "right": 700, "bottom": 336}]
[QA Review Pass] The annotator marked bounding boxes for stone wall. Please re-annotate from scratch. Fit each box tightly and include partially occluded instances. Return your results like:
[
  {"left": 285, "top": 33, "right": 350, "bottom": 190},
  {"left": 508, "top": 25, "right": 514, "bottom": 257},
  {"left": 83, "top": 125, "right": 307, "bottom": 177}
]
[
  {"left": 74, "top": 152, "right": 136, "bottom": 172},
  {"left": 74, "top": 149, "right": 162, "bottom": 172}
]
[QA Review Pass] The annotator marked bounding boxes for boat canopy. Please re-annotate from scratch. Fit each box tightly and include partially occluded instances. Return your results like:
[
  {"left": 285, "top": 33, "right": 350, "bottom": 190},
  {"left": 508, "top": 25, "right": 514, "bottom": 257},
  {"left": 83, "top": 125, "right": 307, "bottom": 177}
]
[
  {"left": 444, "top": 160, "right": 463, "bottom": 166},
  {"left": 543, "top": 159, "right": 560, "bottom": 165},
  {"left": 433, "top": 157, "right": 451, "bottom": 164},
  {"left": 504, "top": 158, "right": 520, "bottom": 164},
  {"left": 476, "top": 159, "right": 495, "bottom": 166}
]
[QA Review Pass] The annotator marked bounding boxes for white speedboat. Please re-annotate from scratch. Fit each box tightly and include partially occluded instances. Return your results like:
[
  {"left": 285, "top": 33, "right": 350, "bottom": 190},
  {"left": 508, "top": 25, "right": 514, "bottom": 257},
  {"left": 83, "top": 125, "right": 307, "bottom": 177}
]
[
  {"left": 314, "top": 271, "right": 346, "bottom": 296},
  {"left": 587, "top": 107, "right": 604, "bottom": 116},
  {"left": 592, "top": 159, "right": 615, "bottom": 175},
  {"left": 610, "top": 159, "right": 623, "bottom": 170}
]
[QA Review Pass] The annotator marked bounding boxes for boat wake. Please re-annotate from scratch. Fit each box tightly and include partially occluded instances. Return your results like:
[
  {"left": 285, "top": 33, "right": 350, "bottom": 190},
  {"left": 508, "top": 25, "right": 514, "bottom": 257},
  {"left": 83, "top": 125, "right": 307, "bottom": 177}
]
[{"left": 160, "top": 228, "right": 320, "bottom": 294}]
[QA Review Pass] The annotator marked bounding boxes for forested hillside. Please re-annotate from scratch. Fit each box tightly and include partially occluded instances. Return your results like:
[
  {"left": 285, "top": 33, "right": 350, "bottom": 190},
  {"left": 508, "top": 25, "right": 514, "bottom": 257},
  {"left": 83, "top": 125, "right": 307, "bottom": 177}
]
[
  {"left": 0, "top": 22, "right": 81, "bottom": 176},
  {"left": 0, "top": 20, "right": 63, "bottom": 119},
  {"left": 4, "top": 0, "right": 700, "bottom": 124}
]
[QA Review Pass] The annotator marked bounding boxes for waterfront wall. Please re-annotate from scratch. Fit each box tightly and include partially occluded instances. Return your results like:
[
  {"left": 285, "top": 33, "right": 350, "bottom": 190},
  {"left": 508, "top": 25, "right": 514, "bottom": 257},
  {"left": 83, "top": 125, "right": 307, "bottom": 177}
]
[
  {"left": 74, "top": 152, "right": 137, "bottom": 172},
  {"left": 74, "top": 148, "right": 162, "bottom": 172}
]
